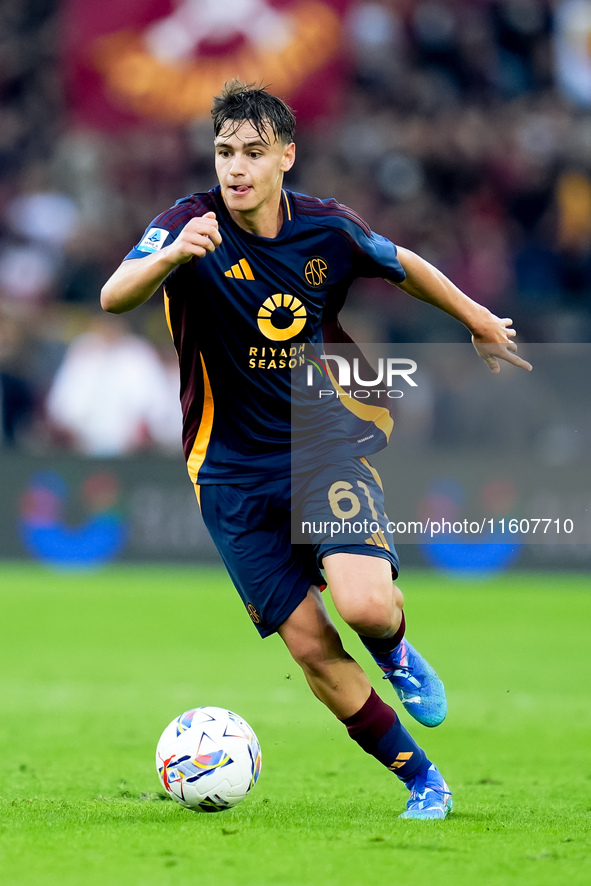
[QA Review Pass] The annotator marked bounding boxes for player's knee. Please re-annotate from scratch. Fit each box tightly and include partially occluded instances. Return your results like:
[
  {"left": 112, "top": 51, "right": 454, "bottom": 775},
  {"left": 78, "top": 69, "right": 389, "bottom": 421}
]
[
  {"left": 340, "top": 592, "right": 399, "bottom": 636},
  {"left": 289, "top": 640, "right": 332, "bottom": 674},
  {"left": 287, "top": 625, "right": 345, "bottom": 676}
]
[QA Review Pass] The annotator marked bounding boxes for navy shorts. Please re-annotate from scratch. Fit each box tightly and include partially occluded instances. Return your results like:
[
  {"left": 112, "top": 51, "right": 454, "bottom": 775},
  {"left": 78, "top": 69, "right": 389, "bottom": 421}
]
[{"left": 199, "top": 457, "right": 399, "bottom": 638}]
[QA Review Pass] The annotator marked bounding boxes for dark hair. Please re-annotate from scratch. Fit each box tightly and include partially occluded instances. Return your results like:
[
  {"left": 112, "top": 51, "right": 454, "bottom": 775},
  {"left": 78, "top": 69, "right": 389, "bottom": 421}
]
[{"left": 211, "top": 80, "right": 296, "bottom": 144}]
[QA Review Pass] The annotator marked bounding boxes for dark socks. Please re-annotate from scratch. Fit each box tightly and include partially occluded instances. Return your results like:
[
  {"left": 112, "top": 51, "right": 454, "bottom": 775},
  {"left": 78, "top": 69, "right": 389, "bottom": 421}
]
[
  {"left": 360, "top": 611, "right": 405, "bottom": 658},
  {"left": 341, "top": 687, "right": 427, "bottom": 782}
]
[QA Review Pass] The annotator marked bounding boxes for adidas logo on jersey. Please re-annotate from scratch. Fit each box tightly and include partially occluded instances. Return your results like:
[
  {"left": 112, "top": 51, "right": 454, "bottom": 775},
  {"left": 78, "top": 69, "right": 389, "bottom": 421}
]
[
  {"left": 365, "top": 529, "right": 390, "bottom": 550},
  {"left": 225, "top": 259, "right": 255, "bottom": 280}
]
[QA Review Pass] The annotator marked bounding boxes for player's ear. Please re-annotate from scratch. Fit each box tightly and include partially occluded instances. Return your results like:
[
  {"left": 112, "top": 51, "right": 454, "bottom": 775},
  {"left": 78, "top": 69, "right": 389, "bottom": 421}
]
[{"left": 280, "top": 142, "right": 295, "bottom": 173}]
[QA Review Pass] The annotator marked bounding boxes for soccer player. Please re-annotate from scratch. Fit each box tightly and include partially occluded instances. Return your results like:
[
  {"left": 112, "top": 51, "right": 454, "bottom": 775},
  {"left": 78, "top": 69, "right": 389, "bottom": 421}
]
[{"left": 101, "top": 81, "right": 532, "bottom": 819}]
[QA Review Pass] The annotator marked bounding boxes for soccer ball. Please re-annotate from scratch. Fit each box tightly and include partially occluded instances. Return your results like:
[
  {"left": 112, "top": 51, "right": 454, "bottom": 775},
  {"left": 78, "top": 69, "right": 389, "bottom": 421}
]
[{"left": 155, "top": 706, "right": 262, "bottom": 812}]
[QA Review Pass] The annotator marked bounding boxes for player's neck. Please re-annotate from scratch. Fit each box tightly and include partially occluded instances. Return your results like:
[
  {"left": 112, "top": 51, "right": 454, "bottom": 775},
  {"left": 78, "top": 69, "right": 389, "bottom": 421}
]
[{"left": 227, "top": 192, "right": 284, "bottom": 239}]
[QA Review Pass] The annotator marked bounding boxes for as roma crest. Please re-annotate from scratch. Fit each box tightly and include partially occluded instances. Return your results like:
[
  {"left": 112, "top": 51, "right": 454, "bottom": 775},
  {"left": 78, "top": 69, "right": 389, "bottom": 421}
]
[{"left": 304, "top": 257, "right": 328, "bottom": 287}]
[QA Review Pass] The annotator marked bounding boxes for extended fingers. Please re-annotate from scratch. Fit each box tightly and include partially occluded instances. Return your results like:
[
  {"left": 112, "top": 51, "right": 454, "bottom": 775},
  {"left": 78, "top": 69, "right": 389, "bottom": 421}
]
[
  {"left": 500, "top": 350, "right": 533, "bottom": 371},
  {"left": 472, "top": 317, "right": 532, "bottom": 371},
  {"left": 489, "top": 343, "right": 533, "bottom": 371},
  {"left": 474, "top": 340, "right": 532, "bottom": 372}
]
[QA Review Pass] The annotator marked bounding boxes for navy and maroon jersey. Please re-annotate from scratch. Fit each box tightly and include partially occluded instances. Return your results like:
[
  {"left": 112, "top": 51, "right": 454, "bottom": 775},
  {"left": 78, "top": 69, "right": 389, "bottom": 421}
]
[{"left": 125, "top": 186, "right": 405, "bottom": 485}]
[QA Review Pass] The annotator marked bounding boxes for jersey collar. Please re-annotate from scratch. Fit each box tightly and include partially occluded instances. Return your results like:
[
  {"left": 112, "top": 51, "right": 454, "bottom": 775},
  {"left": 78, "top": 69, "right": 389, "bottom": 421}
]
[{"left": 214, "top": 186, "right": 294, "bottom": 243}]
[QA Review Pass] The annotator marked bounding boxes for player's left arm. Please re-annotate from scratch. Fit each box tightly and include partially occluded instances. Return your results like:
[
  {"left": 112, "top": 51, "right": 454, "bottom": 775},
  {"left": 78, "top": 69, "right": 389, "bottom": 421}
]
[{"left": 393, "top": 246, "right": 532, "bottom": 373}]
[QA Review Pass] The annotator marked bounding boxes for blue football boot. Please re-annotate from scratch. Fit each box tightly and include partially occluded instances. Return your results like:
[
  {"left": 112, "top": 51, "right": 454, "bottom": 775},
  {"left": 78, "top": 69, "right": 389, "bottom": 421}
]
[
  {"left": 374, "top": 638, "right": 447, "bottom": 727},
  {"left": 399, "top": 763, "right": 453, "bottom": 820}
]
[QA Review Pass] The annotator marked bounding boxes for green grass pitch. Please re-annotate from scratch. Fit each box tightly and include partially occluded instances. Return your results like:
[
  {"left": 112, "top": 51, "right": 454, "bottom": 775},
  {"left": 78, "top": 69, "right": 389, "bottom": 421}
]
[{"left": 0, "top": 563, "right": 589, "bottom": 886}]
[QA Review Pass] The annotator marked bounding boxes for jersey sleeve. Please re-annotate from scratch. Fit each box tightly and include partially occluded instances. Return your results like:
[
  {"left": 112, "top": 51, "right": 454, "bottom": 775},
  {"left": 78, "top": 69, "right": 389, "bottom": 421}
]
[
  {"left": 349, "top": 227, "right": 406, "bottom": 283},
  {"left": 291, "top": 192, "right": 406, "bottom": 283},
  {"left": 124, "top": 214, "right": 178, "bottom": 260},
  {"left": 123, "top": 192, "right": 214, "bottom": 261}
]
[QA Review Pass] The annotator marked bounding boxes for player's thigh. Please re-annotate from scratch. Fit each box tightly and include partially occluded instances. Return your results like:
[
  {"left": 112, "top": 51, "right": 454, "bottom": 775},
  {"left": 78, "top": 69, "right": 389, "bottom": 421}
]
[
  {"left": 299, "top": 457, "right": 399, "bottom": 566},
  {"left": 297, "top": 457, "right": 402, "bottom": 631},
  {"left": 199, "top": 478, "right": 324, "bottom": 638},
  {"left": 323, "top": 552, "right": 404, "bottom": 632}
]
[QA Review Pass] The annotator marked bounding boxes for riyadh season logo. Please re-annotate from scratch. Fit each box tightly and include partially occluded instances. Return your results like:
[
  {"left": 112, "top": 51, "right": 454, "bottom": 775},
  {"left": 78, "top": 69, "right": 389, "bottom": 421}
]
[{"left": 306, "top": 354, "right": 418, "bottom": 400}]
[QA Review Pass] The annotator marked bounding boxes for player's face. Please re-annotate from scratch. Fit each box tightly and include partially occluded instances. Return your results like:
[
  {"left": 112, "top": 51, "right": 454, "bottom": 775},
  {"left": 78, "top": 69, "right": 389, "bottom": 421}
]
[{"left": 214, "top": 120, "right": 295, "bottom": 219}]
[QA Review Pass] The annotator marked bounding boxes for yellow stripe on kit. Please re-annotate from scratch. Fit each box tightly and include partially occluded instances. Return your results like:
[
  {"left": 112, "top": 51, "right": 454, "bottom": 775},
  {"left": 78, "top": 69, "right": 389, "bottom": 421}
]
[
  {"left": 282, "top": 190, "right": 292, "bottom": 221},
  {"left": 361, "top": 457, "right": 384, "bottom": 491},
  {"left": 163, "top": 288, "right": 178, "bottom": 355},
  {"left": 325, "top": 365, "right": 393, "bottom": 441},
  {"left": 186, "top": 353, "right": 215, "bottom": 485},
  {"left": 390, "top": 751, "right": 413, "bottom": 770}
]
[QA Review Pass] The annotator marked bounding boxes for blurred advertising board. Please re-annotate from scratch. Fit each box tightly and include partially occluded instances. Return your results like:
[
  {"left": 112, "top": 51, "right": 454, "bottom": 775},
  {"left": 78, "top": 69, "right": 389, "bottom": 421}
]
[
  {"left": 0, "top": 455, "right": 219, "bottom": 568},
  {"left": 0, "top": 450, "right": 589, "bottom": 572}
]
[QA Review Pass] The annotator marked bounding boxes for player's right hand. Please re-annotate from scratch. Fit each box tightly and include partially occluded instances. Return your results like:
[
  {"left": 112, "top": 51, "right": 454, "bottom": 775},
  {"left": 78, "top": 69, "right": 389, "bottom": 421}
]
[{"left": 167, "top": 212, "right": 222, "bottom": 264}]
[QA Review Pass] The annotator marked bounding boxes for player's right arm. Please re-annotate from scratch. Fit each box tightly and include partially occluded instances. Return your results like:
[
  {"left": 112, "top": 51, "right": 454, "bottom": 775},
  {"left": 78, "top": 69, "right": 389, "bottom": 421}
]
[{"left": 100, "top": 212, "right": 221, "bottom": 313}]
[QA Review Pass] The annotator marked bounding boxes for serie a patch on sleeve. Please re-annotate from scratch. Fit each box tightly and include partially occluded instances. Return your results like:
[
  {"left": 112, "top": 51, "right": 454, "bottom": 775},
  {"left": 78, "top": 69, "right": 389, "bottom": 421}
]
[{"left": 138, "top": 227, "right": 170, "bottom": 253}]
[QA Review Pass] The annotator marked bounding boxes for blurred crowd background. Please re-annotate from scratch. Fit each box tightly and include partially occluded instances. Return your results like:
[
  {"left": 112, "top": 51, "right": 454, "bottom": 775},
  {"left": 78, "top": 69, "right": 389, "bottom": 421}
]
[{"left": 1, "top": 0, "right": 590, "bottom": 455}]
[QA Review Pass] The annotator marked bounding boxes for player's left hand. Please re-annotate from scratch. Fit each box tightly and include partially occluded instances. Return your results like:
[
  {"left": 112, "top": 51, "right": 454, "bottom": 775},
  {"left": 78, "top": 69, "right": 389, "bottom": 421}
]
[{"left": 471, "top": 316, "right": 532, "bottom": 373}]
